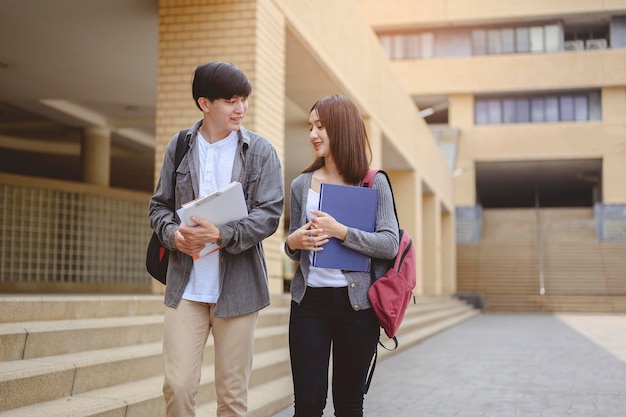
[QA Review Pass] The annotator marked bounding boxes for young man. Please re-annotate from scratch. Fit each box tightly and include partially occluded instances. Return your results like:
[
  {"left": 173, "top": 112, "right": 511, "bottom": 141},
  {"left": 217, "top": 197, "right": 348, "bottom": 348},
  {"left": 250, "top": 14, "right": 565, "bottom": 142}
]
[{"left": 149, "top": 61, "right": 284, "bottom": 417}]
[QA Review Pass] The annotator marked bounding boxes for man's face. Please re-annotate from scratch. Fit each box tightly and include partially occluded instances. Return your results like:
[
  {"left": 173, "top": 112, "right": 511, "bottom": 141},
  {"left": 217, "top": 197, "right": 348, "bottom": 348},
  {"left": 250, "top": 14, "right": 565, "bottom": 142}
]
[{"left": 205, "top": 96, "right": 249, "bottom": 134}]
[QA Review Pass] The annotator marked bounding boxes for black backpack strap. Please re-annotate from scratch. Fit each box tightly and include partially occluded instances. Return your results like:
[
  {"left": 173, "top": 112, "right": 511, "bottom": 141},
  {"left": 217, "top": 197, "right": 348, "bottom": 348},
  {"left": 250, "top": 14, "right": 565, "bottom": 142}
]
[
  {"left": 174, "top": 129, "right": 190, "bottom": 173},
  {"left": 166, "top": 129, "right": 190, "bottom": 210},
  {"left": 364, "top": 334, "right": 399, "bottom": 393},
  {"left": 364, "top": 348, "right": 377, "bottom": 394}
]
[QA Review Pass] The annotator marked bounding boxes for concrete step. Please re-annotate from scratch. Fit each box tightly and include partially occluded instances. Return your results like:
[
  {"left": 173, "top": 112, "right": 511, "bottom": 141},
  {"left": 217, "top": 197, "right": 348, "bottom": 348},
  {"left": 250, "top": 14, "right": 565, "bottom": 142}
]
[
  {"left": 1, "top": 315, "right": 164, "bottom": 361},
  {"left": 0, "top": 295, "right": 166, "bottom": 323},
  {"left": 376, "top": 298, "right": 479, "bottom": 356},
  {"left": 0, "top": 301, "right": 290, "bottom": 362},
  {"left": 0, "top": 322, "right": 290, "bottom": 412},
  {"left": 378, "top": 308, "right": 479, "bottom": 360},
  {"left": 196, "top": 376, "right": 293, "bottom": 417},
  {"left": 0, "top": 345, "right": 291, "bottom": 417},
  {"left": 0, "top": 294, "right": 477, "bottom": 417}
]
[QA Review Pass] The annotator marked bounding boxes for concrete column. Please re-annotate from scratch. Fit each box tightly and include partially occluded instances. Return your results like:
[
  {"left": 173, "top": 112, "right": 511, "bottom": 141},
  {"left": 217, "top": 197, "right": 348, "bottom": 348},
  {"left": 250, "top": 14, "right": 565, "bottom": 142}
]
[
  {"left": 364, "top": 117, "right": 383, "bottom": 169},
  {"left": 441, "top": 207, "right": 456, "bottom": 295},
  {"left": 601, "top": 87, "right": 626, "bottom": 204},
  {"left": 422, "top": 193, "right": 442, "bottom": 295},
  {"left": 156, "top": 0, "right": 287, "bottom": 294},
  {"left": 449, "top": 94, "right": 476, "bottom": 206},
  {"left": 254, "top": 0, "right": 287, "bottom": 295},
  {"left": 388, "top": 170, "right": 423, "bottom": 294},
  {"left": 82, "top": 127, "right": 111, "bottom": 187}
]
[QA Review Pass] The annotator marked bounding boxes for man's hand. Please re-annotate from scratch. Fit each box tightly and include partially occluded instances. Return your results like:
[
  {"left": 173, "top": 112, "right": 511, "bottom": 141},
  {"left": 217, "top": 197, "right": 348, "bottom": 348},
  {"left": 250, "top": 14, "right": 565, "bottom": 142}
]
[{"left": 175, "top": 216, "right": 221, "bottom": 256}]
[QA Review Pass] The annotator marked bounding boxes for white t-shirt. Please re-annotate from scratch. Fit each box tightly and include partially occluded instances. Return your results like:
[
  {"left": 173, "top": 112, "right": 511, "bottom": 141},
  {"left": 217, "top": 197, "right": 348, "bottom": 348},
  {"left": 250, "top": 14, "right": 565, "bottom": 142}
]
[
  {"left": 182, "top": 130, "right": 238, "bottom": 303},
  {"left": 306, "top": 188, "right": 348, "bottom": 288}
]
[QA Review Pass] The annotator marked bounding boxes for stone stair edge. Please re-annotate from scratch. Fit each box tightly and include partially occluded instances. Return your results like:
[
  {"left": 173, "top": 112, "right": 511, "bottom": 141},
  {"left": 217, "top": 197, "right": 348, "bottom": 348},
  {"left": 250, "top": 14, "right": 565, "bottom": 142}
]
[
  {"left": 398, "top": 304, "right": 476, "bottom": 336},
  {"left": 378, "top": 309, "right": 479, "bottom": 360},
  {"left": 0, "top": 294, "right": 474, "bottom": 417},
  {"left": 0, "top": 293, "right": 292, "bottom": 324},
  {"left": 0, "top": 375, "right": 294, "bottom": 417},
  {"left": 1, "top": 322, "right": 290, "bottom": 389},
  {"left": 0, "top": 345, "right": 292, "bottom": 417}
]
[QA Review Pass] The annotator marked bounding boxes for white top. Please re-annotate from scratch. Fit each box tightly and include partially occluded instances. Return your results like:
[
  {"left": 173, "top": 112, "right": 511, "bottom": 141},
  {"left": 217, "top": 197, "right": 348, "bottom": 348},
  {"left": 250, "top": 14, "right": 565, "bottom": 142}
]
[
  {"left": 183, "top": 130, "right": 238, "bottom": 303},
  {"left": 306, "top": 188, "right": 348, "bottom": 288}
]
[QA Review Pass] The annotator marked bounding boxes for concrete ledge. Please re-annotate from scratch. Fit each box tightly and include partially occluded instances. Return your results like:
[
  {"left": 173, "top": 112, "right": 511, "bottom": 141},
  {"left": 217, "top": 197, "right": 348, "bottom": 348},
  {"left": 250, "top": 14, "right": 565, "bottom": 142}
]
[
  {"left": 0, "top": 295, "right": 165, "bottom": 324},
  {"left": 18, "top": 315, "right": 163, "bottom": 359},
  {"left": 0, "top": 360, "right": 75, "bottom": 412}
]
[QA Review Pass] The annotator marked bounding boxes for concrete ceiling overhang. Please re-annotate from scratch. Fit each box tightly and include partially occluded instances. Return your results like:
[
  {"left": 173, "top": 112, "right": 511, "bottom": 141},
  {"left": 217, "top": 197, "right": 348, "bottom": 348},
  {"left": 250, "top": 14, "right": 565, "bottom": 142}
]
[
  {"left": 0, "top": 0, "right": 413, "bottom": 192},
  {"left": 284, "top": 28, "right": 412, "bottom": 173},
  {"left": 0, "top": 0, "right": 158, "bottom": 153}
]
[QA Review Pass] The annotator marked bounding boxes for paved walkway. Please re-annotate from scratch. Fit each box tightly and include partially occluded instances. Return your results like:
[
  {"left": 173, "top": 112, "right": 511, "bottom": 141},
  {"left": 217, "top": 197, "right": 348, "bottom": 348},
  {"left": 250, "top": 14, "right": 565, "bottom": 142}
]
[{"left": 269, "top": 313, "right": 626, "bottom": 417}]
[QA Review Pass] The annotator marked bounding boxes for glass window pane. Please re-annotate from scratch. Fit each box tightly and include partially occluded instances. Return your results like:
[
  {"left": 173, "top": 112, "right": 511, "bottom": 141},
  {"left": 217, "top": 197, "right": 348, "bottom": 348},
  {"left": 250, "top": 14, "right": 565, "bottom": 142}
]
[
  {"left": 531, "top": 98, "right": 545, "bottom": 122},
  {"left": 574, "top": 96, "right": 588, "bottom": 120},
  {"left": 545, "top": 97, "right": 559, "bottom": 121},
  {"left": 611, "top": 15, "right": 626, "bottom": 48},
  {"left": 406, "top": 34, "right": 421, "bottom": 59},
  {"left": 487, "top": 29, "right": 502, "bottom": 54},
  {"left": 516, "top": 99, "right": 530, "bottom": 122},
  {"left": 516, "top": 27, "right": 530, "bottom": 52},
  {"left": 421, "top": 32, "right": 434, "bottom": 58},
  {"left": 588, "top": 91, "right": 602, "bottom": 120},
  {"left": 434, "top": 29, "right": 472, "bottom": 57},
  {"left": 472, "top": 30, "right": 487, "bottom": 55},
  {"left": 503, "top": 99, "right": 517, "bottom": 123},
  {"left": 475, "top": 100, "right": 488, "bottom": 124},
  {"left": 379, "top": 35, "right": 393, "bottom": 59},
  {"left": 487, "top": 99, "right": 502, "bottom": 124},
  {"left": 544, "top": 24, "right": 562, "bottom": 52},
  {"left": 501, "top": 29, "right": 515, "bottom": 53},
  {"left": 560, "top": 96, "right": 574, "bottom": 121},
  {"left": 393, "top": 35, "right": 404, "bottom": 59},
  {"left": 530, "top": 26, "right": 545, "bottom": 52}
]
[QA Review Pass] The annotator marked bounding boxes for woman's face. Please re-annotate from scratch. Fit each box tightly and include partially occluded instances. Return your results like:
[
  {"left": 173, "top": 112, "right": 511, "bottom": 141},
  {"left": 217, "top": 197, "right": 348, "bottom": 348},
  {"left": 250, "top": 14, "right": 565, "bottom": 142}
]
[{"left": 308, "top": 109, "right": 331, "bottom": 159}]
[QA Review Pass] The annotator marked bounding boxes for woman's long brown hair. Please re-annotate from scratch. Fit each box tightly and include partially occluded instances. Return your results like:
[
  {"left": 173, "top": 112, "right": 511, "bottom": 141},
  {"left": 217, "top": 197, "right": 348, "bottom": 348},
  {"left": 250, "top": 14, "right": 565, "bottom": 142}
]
[{"left": 303, "top": 95, "right": 372, "bottom": 185}]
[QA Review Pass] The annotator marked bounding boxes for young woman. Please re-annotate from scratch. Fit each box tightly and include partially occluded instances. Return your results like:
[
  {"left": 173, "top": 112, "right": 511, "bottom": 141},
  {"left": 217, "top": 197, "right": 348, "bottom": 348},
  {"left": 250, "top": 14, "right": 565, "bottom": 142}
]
[{"left": 284, "top": 94, "right": 399, "bottom": 417}]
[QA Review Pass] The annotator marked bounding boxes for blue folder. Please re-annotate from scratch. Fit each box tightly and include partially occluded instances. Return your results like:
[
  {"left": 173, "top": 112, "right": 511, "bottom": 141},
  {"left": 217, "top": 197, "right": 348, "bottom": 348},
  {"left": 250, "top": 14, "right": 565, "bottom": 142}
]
[{"left": 312, "top": 183, "right": 378, "bottom": 272}]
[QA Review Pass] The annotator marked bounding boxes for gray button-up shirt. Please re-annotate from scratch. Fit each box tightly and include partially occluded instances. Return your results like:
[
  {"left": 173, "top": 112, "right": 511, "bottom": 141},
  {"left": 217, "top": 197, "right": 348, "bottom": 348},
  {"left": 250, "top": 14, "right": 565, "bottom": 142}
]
[{"left": 149, "top": 120, "right": 284, "bottom": 317}]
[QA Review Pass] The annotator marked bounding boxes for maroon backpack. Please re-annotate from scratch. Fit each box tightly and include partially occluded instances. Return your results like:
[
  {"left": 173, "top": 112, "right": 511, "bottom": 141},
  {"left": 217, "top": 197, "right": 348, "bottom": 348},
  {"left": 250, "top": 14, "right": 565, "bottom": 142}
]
[
  {"left": 362, "top": 169, "right": 417, "bottom": 392},
  {"left": 362, "top": 169, "right": 417, "bottom": 341}
]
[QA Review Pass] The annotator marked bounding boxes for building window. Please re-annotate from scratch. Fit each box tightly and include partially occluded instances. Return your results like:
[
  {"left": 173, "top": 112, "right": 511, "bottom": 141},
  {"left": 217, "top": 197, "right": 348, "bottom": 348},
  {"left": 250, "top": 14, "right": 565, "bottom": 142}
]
[
  {"left": 564, "top": 22, "right": 610, "bottom": 50},
  {"left": 379, "top": 18, "right": 615, "bottom": 60},
  {"left": 379, "top": 32, "right": 434, "bottom": 59},
  {"left": 471, "top": 23, "right": 562, "bottom": 55},
  {"left": 475, "top": 91, "right": 601, "bottom": 125}
]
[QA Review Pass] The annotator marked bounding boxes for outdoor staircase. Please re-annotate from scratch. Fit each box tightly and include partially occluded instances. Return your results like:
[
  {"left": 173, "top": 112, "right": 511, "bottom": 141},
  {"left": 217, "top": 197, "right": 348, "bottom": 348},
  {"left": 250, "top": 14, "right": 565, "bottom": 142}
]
[
  {"left": 457, "top": 208, "right": 626, "bottom": 313},
  {"left": 0, "top": 294, "right": 478, "bottom": 417}
]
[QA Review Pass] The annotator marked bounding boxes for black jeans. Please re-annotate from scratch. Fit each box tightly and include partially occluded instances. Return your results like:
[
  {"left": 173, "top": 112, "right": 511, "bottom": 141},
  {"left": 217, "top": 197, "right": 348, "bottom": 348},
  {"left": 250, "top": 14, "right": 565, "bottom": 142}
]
[{"left": 289, "top": 286, "right": 380, "bottom": 417}]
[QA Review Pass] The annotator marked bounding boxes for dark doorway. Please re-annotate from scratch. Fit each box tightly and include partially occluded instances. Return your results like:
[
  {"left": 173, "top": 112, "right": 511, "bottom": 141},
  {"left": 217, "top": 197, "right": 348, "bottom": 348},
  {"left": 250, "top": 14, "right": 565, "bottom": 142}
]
[{"left": 476, "top": 159, "right": 601, "bottom": 208}]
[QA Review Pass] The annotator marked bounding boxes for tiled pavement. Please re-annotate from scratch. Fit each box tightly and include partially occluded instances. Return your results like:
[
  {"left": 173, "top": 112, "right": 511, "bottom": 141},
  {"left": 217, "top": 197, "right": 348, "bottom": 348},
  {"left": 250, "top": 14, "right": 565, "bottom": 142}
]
[{"left": 269, "top": 313, "right": 626, "bottom": 417}]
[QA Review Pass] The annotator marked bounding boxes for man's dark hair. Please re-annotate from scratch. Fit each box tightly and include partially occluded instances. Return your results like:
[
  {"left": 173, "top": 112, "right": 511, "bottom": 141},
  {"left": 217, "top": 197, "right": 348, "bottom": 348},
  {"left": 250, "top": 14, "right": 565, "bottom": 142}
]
[{"left": 192, "top": 62, "right": 252, "bottom": 110}]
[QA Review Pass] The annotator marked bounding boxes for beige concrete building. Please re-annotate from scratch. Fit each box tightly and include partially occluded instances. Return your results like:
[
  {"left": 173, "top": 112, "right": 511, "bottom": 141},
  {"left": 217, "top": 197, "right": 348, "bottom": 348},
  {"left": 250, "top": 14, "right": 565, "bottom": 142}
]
[
  {"left": 358, "top": 0, "right": 626, "bottom": 311},
  {"left": 1, "top": 0, "right": 623, "bottom": 311},
  {"left": 0, "top": 0, "right": 455, "bottom": 300},
  {"left": 4, "top": 1, "right": 625, "bottom": 415}
]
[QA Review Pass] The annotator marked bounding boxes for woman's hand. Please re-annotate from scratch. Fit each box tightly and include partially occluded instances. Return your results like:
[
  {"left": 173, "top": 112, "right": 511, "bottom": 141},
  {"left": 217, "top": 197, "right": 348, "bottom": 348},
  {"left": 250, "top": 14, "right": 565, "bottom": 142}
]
[
  {"left": 310, "top": 210, "right": 348, "bottom": 242},
  {"left": 286, "top": 221, "right": 329, "bottom": 252}
]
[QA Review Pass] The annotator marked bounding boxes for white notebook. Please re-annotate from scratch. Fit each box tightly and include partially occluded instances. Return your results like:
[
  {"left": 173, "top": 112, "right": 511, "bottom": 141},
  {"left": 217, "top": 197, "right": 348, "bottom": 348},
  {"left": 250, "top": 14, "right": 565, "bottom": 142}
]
[{"left": 176, "top": 181, "right": 248, "bottom": 258}]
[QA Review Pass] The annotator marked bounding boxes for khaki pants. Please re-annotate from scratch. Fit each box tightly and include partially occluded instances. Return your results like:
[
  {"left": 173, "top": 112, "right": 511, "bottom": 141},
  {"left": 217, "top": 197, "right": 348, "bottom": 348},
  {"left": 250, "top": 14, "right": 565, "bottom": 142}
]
[{"left": 162, "top": 299, "right": 258, "bottom": 417}]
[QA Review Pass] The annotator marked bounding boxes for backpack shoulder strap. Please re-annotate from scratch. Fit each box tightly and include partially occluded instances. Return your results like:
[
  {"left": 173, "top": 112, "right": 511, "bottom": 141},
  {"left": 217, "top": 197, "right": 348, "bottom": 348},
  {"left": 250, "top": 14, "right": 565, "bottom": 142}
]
[
  {"left": 166, "top": 129, "right": 190, "bottom": 210},
  {"left": 174, "top": 129, "right": 190, "bottom": 169},
  {"left": 362, "top": 169, "right": 399, "bottom": 227},
  {"left": 361, "top": 169, "right": 380, "bottom": 188}
]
